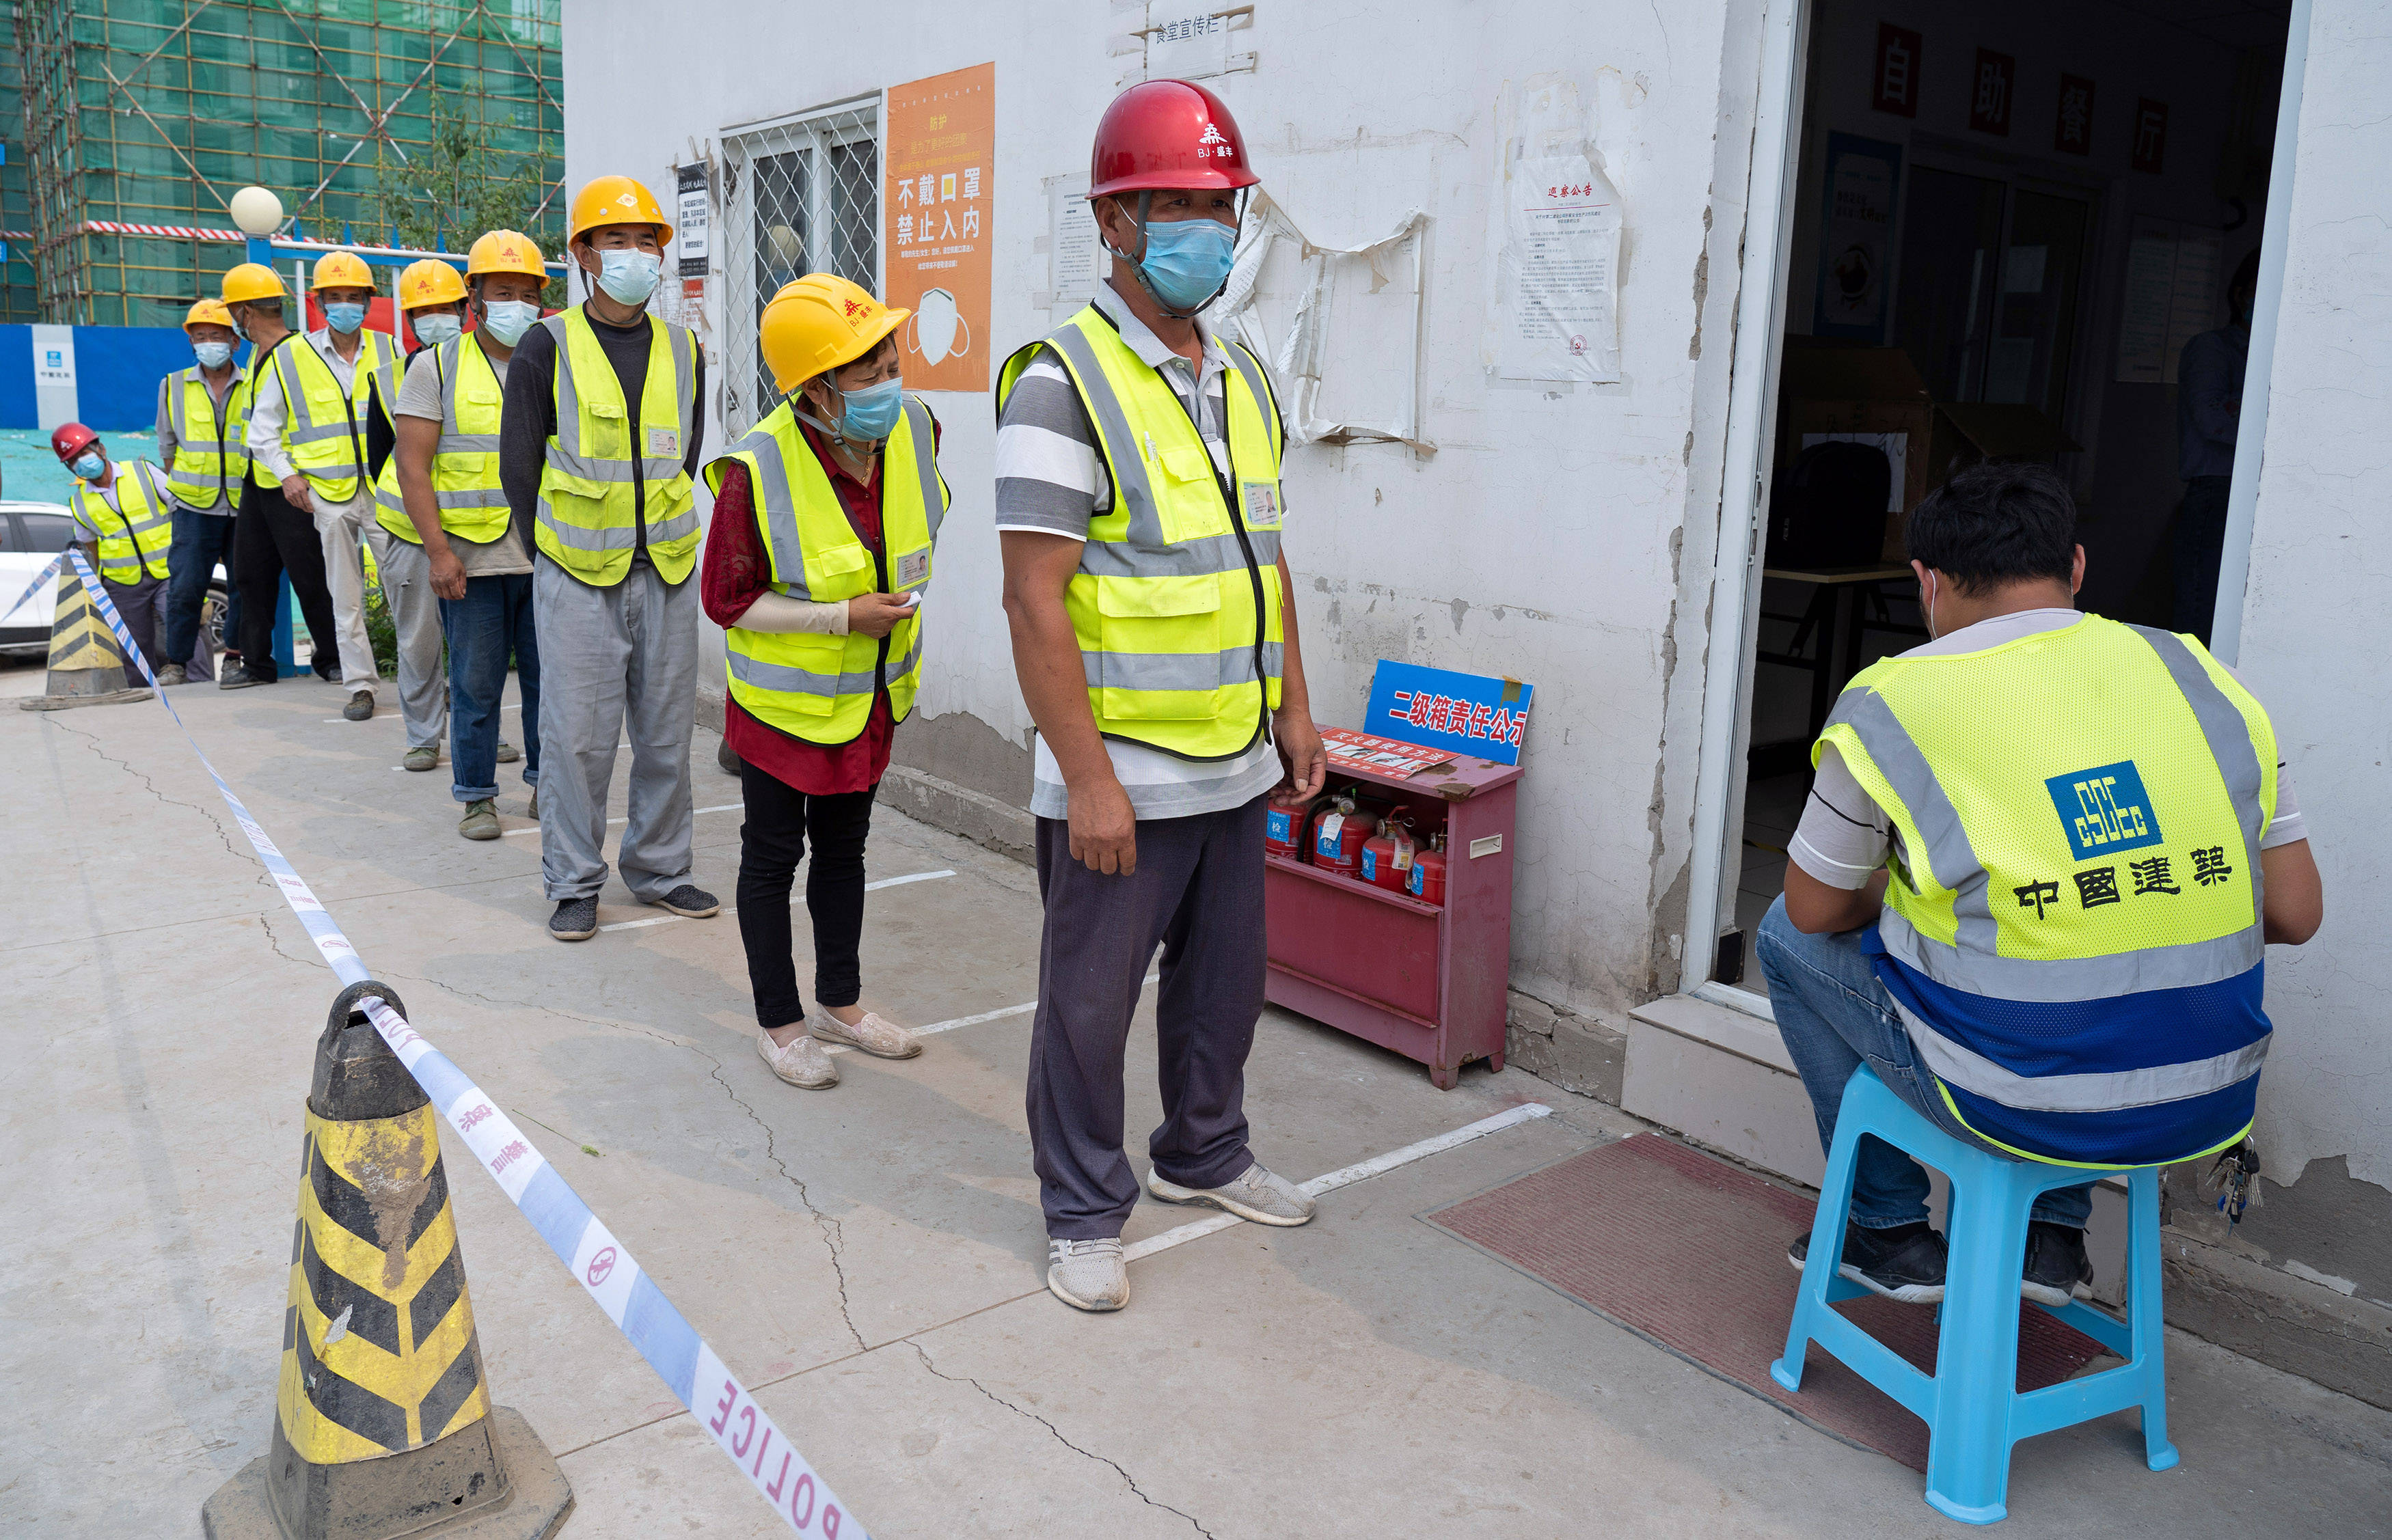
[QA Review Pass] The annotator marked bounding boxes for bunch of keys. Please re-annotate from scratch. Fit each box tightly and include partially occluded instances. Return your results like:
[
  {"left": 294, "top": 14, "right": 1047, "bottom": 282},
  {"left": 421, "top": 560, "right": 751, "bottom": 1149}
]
[{"left": 2206, "top": 1138, "right": 2264, "bottom": 1228}]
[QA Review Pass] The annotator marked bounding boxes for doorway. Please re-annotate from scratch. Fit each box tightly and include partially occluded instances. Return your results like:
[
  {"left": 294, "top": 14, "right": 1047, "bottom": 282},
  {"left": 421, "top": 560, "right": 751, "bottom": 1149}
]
[{"left": 1693, "top": 0, "right": 2295, "bottom": 1007}]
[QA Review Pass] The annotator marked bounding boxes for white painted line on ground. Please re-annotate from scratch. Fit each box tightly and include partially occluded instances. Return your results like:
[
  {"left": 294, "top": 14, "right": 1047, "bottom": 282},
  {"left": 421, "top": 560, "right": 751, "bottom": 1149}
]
[
  {"left": 1119, "top": 1101, "right": 1556, "bottom": 1263},
  {"left": 506, "top": 802, "right": 742, "bottom": 836},
  {"left": 593, "top": 870, "right": 960, "bottom": 933},
  {"left": 821, "top": 971, "right": 1160, "bottom": 1055}
]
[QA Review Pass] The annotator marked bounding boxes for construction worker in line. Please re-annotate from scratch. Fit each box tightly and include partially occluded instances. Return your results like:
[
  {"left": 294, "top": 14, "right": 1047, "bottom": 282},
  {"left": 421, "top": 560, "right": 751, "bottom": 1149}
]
[
  {"left": 381, "top": 231, "right": 547, "bottom": 840},
  {"left": 995, "top": 80, "right": 1329, "bottom": 1313},
  {"left": 701, "top": 274, "right": 947, "bottom": 1090},
  {"left": 1764, "top": 462, "right": 2323, "bottom": 1307},
  {"left": 218, "top": 261, "right": 344, "bottom": 692},
  {"left": 500, "top": 176, "right": 715, "bottom": 941},
  {"left": 353, "top": 258, "right": 471, "bottom": 772},
  {"left": 244, "top": 249, "right": 395, "bottom": 721},
  {"left": 153, "top": 297, "right": 249, "bottom": 685},
  {"left": 53, "top": 422, "right": 177, "bottom": 670}
]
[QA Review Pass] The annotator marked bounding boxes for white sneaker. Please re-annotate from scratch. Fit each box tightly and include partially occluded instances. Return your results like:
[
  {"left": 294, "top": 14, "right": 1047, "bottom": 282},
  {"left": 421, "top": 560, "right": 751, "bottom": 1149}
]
[
  {"left": 1046, "top": 1238, "right": 1129, "bottom": 1312},
  {"left": 1146, "top": 1161, "right": 1316, "bottom": 1226},
  {"left": 808, "top": 1006, "right": 922, "bottom": 1060},
  {"left": 755, "top": 1028, "right": 838, "bottom": 1088}
]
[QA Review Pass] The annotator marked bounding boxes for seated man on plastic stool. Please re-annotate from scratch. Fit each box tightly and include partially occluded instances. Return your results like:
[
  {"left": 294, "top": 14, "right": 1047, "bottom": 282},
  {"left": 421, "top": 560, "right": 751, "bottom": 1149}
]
[{"left": 1759, "top": 461, "right": 2322, "bottom": 1308}]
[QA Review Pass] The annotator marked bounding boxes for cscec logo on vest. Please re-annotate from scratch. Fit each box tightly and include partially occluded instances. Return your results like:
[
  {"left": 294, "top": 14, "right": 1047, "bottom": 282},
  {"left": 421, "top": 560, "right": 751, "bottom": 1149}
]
[{"left": 2045, "top": 760, "right": 2164, "bottom": 862}]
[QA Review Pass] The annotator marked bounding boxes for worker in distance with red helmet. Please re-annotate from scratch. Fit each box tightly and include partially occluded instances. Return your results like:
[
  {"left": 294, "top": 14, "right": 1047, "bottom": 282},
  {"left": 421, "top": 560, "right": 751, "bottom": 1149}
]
[
  {"left": 53, "top": 421, "right": 181, "bottom": 674},
  {"left": 996, "top": 80, "right": 1329, "bottom": 1313}
]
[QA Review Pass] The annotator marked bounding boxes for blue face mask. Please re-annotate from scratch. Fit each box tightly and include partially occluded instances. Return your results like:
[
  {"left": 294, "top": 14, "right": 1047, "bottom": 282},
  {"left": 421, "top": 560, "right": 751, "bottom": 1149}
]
[
  {"left": 595, "top": 249, "right": 662, "bottom": 307},
  {"left": 193, "top": 341, "right": 234, "bottom": 369},
  {"left": 411, "top": 312, "right": 461, "bottom": 348},
  {"left": 323, "top": 302, "right": 366, "bottom": 335},
  {"left": 480, "top": 299, "right": 541, "bottom": 347},
  {"left": 1128, "top": 215, "right": 1238, "bottom": 314},
  {"left": 72, "top": 452, "right": 105, "bottom": 482},
  {"left": 830, "top": 377, "right": 906, "bottom": 442}
]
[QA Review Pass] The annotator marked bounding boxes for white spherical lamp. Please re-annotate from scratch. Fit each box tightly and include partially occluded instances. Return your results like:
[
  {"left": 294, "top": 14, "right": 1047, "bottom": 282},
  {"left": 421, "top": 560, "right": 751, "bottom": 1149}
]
[{"left": 230, "top": 186, "right": 284, "bottom": 237}]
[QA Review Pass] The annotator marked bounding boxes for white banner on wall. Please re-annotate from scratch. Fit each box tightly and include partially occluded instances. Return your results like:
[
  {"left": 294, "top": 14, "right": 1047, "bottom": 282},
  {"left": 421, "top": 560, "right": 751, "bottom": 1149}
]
[{"left": 1486, "top": 78, "right": 1624, "bottom": 384}]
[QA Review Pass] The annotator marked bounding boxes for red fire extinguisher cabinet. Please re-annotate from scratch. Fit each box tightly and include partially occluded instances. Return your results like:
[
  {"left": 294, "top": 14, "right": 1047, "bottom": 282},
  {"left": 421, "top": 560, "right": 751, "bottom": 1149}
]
[{"left": 1263, "top": 752, "right": 1521, "bottom": 1088}]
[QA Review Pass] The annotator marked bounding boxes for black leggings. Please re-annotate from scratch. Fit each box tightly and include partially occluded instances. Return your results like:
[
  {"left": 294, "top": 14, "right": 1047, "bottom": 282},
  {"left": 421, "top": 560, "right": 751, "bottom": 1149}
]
[{"left": 735, "top": 760, "right": 876, "bottom": 1029}]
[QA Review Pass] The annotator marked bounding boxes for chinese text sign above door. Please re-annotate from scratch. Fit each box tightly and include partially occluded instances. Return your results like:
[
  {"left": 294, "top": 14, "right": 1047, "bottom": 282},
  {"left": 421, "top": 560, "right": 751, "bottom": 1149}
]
[{"left": 885, "top": 64, "right": 994, "bottom": 392}]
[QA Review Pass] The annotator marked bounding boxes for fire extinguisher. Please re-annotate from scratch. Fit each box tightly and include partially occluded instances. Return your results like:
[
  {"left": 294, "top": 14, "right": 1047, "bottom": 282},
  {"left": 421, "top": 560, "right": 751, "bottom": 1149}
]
[
  {"left": 1406, "top": 830, "right": 1448, "bottom": 906},
  {"left": 1310, "top": 791, "right": 1378, "bottom": 879},
  {"left": 1359, "top": 815, "right": 1416, "bottom": 892},
  {"left": 1265, "top": 797, "right": 1306, "bottom": 860}
]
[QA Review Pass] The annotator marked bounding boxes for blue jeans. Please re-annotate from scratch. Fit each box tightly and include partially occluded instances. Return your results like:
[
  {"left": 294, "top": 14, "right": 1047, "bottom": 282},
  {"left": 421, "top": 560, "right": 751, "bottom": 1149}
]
[
  {"left": 1756, "top": 895, "right": 2093, "bottom": 1230},
  {"left": 441, "top": 573, "right": 539, "bottom": 803},
  {"left": 163, "top": 509, "right": 239, "bottom": 664}
]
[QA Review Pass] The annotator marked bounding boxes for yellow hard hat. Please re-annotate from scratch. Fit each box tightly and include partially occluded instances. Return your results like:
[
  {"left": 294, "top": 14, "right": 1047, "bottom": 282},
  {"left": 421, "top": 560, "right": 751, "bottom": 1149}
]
[
  {"left": 182, "top": 298, "right": 236, "bottom": 332},
  {"left": 758, "top": 274, "right": 908, "bottom": 393},
  {"left": 568, "top": 174, "right": 671, "bottom": 247},
  {"left": 310, "top": 250, "right": 374, "bottom": 292},
  {"left": 396, "top": 258, "right": 467, "bottom": 310},
  {"left": 221, "top": 262, "right": 287, "bottom": 304},
  {"left": 467, "top": 228, "right": 547, "bottom": 282}
]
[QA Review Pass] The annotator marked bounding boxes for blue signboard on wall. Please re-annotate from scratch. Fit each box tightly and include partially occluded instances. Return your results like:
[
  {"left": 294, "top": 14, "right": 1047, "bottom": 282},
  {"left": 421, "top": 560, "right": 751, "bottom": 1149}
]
[{"left": 1363, "top": 660, "right": 1534, "bottom": 767}]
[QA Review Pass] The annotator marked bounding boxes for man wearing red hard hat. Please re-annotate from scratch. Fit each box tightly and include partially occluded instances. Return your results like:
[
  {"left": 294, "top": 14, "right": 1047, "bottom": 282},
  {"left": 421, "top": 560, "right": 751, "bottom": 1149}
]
[
  {"left": 996, "top": 80, "right": 1329, "bottom": 1313},
  {"left": 53, "top": 422, "right": 183, "bottom": 674}
]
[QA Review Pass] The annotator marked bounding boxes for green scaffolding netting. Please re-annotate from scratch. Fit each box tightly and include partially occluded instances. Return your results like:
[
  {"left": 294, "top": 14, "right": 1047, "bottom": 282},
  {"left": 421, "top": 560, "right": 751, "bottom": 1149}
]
[{"left": 5, "top": 1, "right": 562, "bottom": 326}]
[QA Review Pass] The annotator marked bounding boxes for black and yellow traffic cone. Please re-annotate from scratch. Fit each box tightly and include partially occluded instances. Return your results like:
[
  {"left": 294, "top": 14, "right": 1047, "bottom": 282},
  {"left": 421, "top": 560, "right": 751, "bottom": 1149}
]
[
  {"left": 17, "top": 568, "right": 151, "bottom": 711},
  {"left": 204, "top": 983, "right": 574, "bottom": 1539}
]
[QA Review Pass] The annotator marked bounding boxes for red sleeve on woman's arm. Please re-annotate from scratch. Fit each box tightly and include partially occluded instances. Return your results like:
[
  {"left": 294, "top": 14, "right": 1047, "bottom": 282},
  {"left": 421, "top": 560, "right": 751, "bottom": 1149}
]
[{"left": 700, "top": 463, "right": 772, "bottom": 629}]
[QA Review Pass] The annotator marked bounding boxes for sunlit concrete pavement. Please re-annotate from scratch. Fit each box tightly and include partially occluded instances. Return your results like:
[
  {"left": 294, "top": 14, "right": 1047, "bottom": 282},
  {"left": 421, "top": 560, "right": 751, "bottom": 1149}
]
[{"left": 4, "top": 670, "right": 2387, "bottom": 1539}]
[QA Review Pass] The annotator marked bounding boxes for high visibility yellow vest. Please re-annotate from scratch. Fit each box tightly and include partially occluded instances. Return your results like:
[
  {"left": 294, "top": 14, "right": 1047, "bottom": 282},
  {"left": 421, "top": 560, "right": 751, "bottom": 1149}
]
[
  {"left": 269, "top": 329, "right": 392, "bottom": 501},
  {"left": 71, "top": 460, "right": 174, "bottom": 583},
  {"left": 533, "top": 306, "right": 700, "bottom": 586},
  {"left": 1819, "top": 615, "right": 2280, "bottom": 1169},
  {"left": 372, "top": 338, "right": 511, "bottom": 547},
  {"left": 161, "top": 365, "right": 250, "bottom": 510},
  {"left": 703, "top": 398, "right": 947, "bottom": 745},
  {"left": 996, "top": 304, "right": 1286, "bottom": 760}
]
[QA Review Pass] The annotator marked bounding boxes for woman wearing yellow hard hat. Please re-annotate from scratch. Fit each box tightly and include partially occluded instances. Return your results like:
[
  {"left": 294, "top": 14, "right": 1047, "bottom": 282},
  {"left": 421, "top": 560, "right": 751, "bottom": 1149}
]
[
  {"left": 699, "top": 272, "right": 950, "bottom": 1089},
  {"left": 152, "top": 297, "right": 251, "bottom": 685},
  {"left": 379, "top": 232, "right": 549, "bottom": 835},
  {"left": 513, "top": 176, "right": 718, "bottom": 942}
]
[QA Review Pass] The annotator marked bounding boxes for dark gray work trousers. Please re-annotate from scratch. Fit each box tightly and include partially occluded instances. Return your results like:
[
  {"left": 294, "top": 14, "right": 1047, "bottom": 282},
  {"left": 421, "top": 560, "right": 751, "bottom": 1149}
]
[{"left": 1028, "top": 794, "right": 1269, "bottom": 1240}]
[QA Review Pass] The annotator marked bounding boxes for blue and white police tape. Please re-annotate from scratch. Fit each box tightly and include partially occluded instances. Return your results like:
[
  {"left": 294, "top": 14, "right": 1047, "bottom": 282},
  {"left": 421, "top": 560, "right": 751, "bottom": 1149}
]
[
  {"left": 7, "top": 551, "right": 64, "bottom": 627},
  {"left": 57, "top": 551, "right": 870, "bottom": 1539}
]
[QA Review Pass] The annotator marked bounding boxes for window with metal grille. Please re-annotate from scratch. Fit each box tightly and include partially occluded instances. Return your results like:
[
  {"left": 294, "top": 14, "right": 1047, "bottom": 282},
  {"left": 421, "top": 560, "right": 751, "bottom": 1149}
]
[{"left": 720, "top": 100, "right": 880, "bottom": 435}]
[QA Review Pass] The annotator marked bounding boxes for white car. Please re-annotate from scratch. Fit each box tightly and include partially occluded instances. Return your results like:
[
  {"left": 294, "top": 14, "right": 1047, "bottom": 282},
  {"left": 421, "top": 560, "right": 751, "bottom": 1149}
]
[{"left": 0, "top": 499, "right": 229, "bottom": 656}]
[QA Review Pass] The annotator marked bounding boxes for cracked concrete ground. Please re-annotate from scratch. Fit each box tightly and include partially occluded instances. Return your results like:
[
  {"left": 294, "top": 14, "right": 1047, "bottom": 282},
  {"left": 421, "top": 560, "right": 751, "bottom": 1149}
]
[{"left": 5, "top": 665, "right": 2389, "bottom": 1538}]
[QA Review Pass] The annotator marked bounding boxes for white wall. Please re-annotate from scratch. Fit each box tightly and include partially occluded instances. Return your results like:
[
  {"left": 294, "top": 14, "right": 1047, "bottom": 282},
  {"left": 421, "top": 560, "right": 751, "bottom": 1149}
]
[
  {"left": 2235, "top": 0, "right": 2392, "bottom": 1204},
  {"left": 564, "top": 0, "right": 1756, "bottom": 1019}
]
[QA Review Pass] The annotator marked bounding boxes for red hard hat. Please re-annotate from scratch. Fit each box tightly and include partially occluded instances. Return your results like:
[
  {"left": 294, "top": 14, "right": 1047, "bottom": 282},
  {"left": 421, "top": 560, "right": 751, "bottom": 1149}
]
[
  {"left": 51, "top": 422, "right": 98, "bottom": 462},
  {"left": 1088, "top": 79, "right": 1258, "bottom": 201}
]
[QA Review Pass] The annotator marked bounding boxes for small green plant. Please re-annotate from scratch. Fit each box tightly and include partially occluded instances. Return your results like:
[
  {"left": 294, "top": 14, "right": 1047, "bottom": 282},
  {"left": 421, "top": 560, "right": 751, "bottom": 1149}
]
[{"left": 364, "top": 579, "right": 399, "bottom": 679}]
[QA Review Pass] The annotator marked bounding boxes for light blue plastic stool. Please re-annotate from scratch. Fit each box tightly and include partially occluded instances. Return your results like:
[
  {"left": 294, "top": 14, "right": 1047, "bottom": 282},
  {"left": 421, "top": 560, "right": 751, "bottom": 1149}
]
[{"left": 1769, "top": 1066, "right": 2176, "bottom": 1524}]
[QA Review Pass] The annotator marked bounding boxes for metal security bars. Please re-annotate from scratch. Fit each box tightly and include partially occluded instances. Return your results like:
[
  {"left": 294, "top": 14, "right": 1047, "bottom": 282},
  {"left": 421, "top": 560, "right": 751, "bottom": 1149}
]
[{"left": 721, "top": 100, "right": 880, "bottom": 435}]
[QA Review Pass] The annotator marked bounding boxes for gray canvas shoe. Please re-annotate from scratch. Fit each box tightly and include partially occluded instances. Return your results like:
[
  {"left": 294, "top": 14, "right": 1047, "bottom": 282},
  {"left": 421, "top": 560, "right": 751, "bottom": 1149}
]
[
  {"left": 757, "top": 1028, "right": 839, "bottom": 1088},
  {"left": 808, "top": 1006, "right": 922, "bottom": 1060},
  {"left": 548, "top": 896, "right": 598, "bottom": 941},
  {"left": 1046, "top": 1238, "right": 1128, "bottom": 1312},
  {"left": 458, "top": 798, "right": 500, "bottom": 840},
  {"left": 342, "top": 689, "right": 375, "bottom": 721},
  {"left": 154, "top": 663, "right": 187, "bottom": 686},
  {"left": 404, "top": 744, "right": 439, "bottom": 771},
  {"left": 496, "top": 739, "right": 520, "bottom": 763},
  {"left": 1146, "top": 1161, "right": 1316, "bottom": 1226}
]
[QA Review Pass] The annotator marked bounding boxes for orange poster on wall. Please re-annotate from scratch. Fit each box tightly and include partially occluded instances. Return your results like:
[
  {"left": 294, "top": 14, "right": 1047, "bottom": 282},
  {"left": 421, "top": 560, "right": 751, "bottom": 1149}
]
[{"left": 884, "top": 64, "right": 994, "bottom": 394}]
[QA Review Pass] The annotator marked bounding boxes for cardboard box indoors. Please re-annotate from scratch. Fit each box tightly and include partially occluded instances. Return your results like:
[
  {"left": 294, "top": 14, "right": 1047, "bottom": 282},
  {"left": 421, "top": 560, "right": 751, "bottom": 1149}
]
[{"left": 1777, "top": 338, "right": 2079, "bottom": 561}]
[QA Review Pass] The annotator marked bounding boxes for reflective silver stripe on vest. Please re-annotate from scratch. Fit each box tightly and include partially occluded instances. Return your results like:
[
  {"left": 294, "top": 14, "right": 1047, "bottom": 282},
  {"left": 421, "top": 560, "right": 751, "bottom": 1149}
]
[
  {"left": 531, "top": 508, "right": 640, "bottom": 550},
  {"left": 541, "top": 314, "right": 696, "bottom": 489},
  {"left": 274, "top": 345, "right": 364, "bottom": 456},
  {"left": 900, "top": 394, "right": 944, "bottom": 543},
  {"left": 435, "top": 487, "right": 511, "bottom": 510},
  {"left": 1076, "top": 532, "right": 1252, "bottom": 579},
  {"left": 1045, "top": 324, "right": 1171, "bottom": 550},
  {"left": 727, "top": 629, "right": 923, "bottom": 698},
  {"left": 1083, "top": 642, "right": 1283, "bottom": 692},
  {"left": 2129, "top": 624, "right": 2271, "bottom": 922},
  {"left": 1890, "top": 994, "right": 2269, "bottom": 1112},
  {"left": 730, "top": 417, "right": 811, "bottom": 592}
]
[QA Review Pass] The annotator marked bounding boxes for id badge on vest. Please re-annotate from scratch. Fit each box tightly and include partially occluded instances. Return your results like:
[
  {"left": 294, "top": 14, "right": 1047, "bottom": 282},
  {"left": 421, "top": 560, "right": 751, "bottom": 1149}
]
[
  {"left": 647, "top": 426, "right": 678, "bottom": 457},
  {"left": 896, "top": 548, "right": 929, "bottom": 589},
  {"left": 1242, "top": 480, "right": 1282, "bottom": 527}
]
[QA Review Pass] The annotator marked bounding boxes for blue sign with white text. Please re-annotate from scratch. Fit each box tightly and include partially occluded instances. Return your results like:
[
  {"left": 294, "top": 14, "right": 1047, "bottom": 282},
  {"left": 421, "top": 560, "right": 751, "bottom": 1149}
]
[
  {"left": 1363, "top": 660, "right": 1534, "bottom": 767},
  {"left": 2046, "top": 760, "right": 2164, "bottom": 862}
]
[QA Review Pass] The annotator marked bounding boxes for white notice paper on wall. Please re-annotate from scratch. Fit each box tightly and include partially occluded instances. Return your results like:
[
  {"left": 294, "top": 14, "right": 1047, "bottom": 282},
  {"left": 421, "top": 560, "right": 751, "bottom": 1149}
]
[
  {"left": 1491, "top": 154, "right": 1622, "bottom": 383},
  {"left": 2116, "top": 216, "right": 2221, "bottom": 385},
  {"left": 1047, "top": 175, "right": 1100, "bottom": 312},
  {"left": 675, "top": 165, "right": 710, "bottom": 278}
]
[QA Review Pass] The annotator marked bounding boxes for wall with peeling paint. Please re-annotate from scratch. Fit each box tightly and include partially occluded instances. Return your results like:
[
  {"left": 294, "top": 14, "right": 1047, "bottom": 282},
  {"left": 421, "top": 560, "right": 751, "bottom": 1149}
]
[
  {"left": 567, "top": 0, "right": 1762, "bottom": 1024},
  {"left": 2231, "top": 0, "right": 2392, "bottom": 1239}
]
